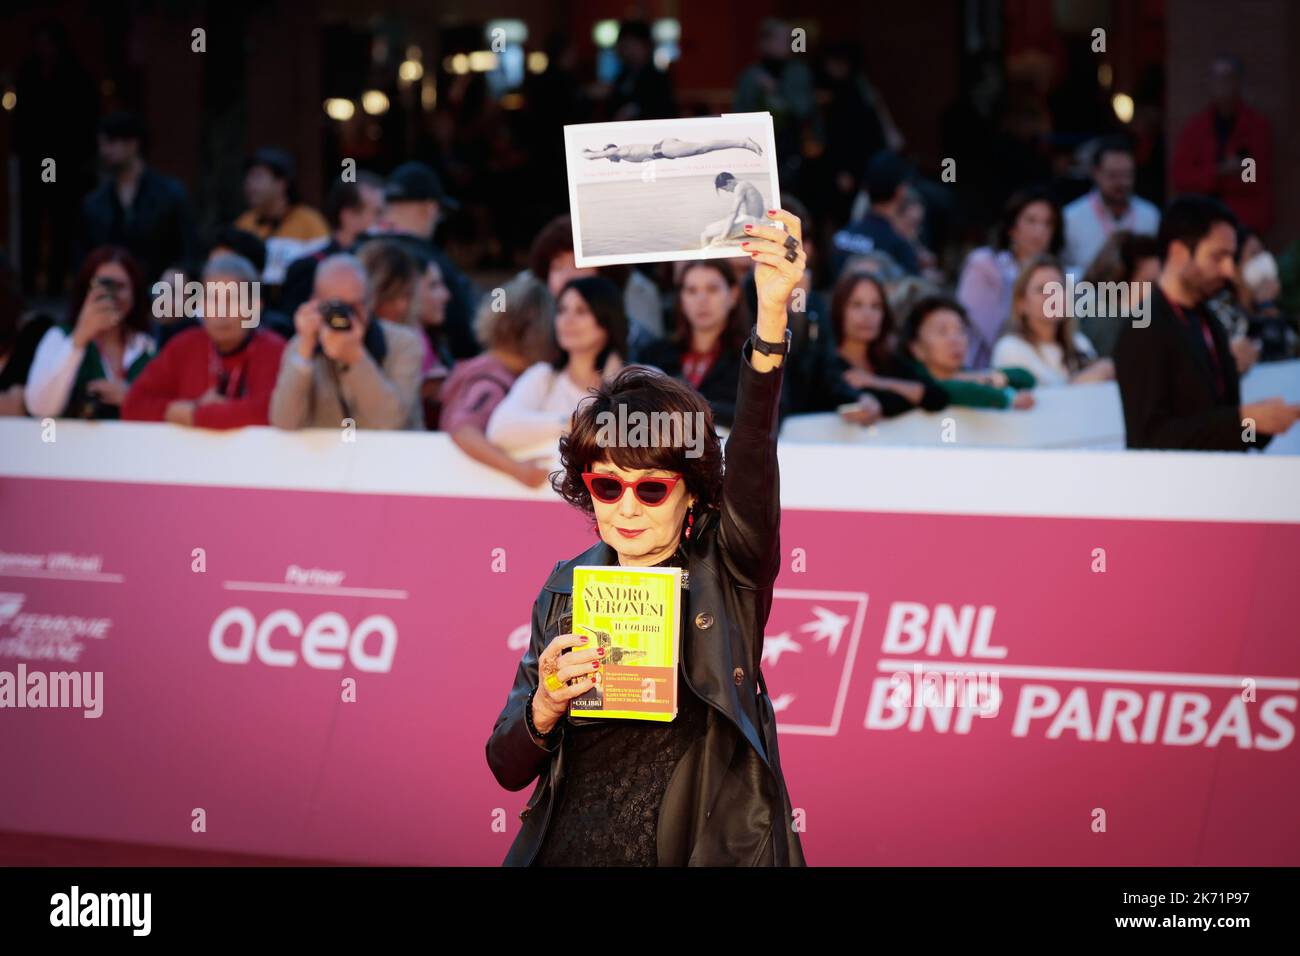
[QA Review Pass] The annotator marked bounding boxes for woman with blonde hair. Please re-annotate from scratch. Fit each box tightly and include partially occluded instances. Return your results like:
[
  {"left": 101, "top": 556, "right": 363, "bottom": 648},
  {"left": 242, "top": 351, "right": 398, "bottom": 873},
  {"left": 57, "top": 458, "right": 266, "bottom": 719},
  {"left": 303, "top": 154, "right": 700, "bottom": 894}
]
[
  {"left": 992, "top": 255, "right": 1113, "bottom": 386},
  {"left": 439, "top": 275, "right": 558, "bottom": 486}
]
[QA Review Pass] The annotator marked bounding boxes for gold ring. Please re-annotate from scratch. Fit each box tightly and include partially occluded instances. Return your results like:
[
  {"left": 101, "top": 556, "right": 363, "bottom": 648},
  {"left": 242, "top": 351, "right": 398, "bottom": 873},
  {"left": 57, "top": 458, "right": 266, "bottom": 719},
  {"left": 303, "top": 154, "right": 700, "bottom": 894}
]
[{"left": 544, "top": 673, "right": 564, "bottom": 693}]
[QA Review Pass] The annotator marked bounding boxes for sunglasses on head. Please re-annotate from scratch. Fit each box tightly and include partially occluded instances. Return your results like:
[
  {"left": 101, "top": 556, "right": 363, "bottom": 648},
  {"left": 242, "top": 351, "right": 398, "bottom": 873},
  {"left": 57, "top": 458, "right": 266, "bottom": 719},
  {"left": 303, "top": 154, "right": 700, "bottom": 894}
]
[{"left": 582, "top": 471, "right": 682, "bottom": 507}]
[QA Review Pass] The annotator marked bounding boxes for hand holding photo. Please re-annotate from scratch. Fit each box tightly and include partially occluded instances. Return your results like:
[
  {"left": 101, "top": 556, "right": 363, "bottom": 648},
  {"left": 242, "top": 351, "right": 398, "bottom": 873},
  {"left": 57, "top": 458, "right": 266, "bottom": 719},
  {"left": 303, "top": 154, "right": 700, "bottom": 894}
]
[{"left": 564, "top": 113, "right": 781, "bottom": 267}]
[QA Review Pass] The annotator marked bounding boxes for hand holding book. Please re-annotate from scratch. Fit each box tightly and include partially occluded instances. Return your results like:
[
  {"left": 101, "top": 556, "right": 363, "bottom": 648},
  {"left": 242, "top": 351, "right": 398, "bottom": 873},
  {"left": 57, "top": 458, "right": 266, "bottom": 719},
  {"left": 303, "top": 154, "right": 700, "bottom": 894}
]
[
  {"left": 532, "top": 631, "right": 601, "bottom": 735},
  {"left": 568, "top": 566, "right": 682, "bottom": 721}
]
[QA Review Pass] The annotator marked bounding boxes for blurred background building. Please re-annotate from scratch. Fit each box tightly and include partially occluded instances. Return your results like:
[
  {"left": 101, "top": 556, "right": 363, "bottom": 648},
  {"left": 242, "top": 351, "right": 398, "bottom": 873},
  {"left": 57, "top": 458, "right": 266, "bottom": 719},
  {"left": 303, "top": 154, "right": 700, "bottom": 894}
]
[{"left": 1, "top": 0, "right": 1297, "bottom": 297}]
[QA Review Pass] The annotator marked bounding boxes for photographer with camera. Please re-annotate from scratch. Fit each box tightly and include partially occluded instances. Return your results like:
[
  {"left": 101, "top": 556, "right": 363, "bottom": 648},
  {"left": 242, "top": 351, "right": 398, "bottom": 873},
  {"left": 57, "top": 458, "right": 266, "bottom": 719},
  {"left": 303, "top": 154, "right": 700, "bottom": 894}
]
[
  {"left": 268, "top": 253, "right": 424, "bottom": 430},
  {"left": 26, "top": 246, "right": 156, "bottom": 420}
]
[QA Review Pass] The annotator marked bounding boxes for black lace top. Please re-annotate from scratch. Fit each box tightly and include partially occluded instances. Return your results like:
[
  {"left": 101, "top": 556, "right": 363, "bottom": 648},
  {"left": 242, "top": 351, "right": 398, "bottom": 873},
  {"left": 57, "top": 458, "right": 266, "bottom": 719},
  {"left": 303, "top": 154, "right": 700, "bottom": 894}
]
[{"left": 534, "top": 548, "right": 711, "bottom": 867}]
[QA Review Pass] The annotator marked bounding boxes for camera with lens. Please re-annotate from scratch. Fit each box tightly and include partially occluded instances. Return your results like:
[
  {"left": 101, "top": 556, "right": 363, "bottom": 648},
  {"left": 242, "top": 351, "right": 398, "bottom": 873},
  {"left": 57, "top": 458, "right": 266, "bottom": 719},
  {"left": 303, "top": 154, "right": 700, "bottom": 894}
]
[
  {"left": 318, "top": 299, "right": 356, "bottom": 332},
  {"left": 92, "top": 276, "right": 127, "bottom": 299}
]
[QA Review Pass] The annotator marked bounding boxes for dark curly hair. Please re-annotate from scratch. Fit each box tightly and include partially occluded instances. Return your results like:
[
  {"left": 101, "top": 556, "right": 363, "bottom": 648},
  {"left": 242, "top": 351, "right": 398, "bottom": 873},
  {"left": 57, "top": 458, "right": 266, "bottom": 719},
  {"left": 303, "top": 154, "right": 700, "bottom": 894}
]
[
  {"left": 552, "top": 364, "right": 724, "bottom": 528},
  {"left": 551, "top": 275, "right": 628, "bottom": 372},
  {"left": 992, "top": 186, "right": 1064, "bottom": 256},
  {"left": 898, "top": 293, "right": 970, "bottom": 350},
  {"left": 527, "top": 214, "right": 629, "bottom": 290}
]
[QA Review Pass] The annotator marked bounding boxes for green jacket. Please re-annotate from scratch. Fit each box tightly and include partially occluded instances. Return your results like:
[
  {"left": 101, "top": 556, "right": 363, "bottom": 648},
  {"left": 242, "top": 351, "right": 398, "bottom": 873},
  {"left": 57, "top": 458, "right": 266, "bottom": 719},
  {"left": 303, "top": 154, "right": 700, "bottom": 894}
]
[
  {"left": 70, "top": 333, "right": 154, "bottom": 419},
  {"left": 901, "top": 356, "right": 1035, "bottom": 409}
]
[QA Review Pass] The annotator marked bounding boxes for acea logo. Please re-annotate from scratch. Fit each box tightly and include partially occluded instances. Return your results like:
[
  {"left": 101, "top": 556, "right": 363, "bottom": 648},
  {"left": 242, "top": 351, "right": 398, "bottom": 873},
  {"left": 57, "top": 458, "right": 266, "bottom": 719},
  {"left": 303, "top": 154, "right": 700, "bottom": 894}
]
[
  {"left": 209, "top": 565, "right": 404, "bottom": 672},
  {"left": 209, "top": 608, "right": 397, "bottom": 671},
  {"left": 762, "top": 592, "right": 1297, "bottom": 751}
]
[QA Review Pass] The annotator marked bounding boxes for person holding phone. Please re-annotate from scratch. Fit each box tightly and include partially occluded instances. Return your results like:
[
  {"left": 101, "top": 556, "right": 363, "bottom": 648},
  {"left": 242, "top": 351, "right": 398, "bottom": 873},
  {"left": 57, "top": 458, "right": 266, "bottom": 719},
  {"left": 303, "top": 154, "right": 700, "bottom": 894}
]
[
  {"left": 487, "top": 209, "right": 808, "bottom": 867},
  {"left": 25, "top": 246, "right": 155, "bottom": 420}
]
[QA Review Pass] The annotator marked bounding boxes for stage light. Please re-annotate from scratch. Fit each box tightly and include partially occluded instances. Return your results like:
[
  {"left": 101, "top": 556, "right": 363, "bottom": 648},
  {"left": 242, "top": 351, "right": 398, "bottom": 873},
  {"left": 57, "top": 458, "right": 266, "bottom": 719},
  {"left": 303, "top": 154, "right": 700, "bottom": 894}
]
[
  {"left": 1112, "top": 92, "right": 1134, "bottom": 124},
  {"left": 653, "top": 19, "right": 680, "bottom": 43},
  {"left": 445, "top": 53, "right": 470, "bottom": 75},
  {"left": 398, "top": 59, "right": 424, "bottom": 83},
  {"left": 593, "top": 20, "right": 619, "bottom": 47},
  {"left": 468, "top": 50, "right": 498, "bottom": 72},
  {"left": 324, "top": 98, "right": 355, "bottom": 121},
  {"left": 1, "top": 91, "right": 15, "bottom": 111},
  {"left": 527, "top": 52, "right": 548, "bottom": 74},
  {"left": 361, "top": 90, "right": 390, "bottom": 115}
]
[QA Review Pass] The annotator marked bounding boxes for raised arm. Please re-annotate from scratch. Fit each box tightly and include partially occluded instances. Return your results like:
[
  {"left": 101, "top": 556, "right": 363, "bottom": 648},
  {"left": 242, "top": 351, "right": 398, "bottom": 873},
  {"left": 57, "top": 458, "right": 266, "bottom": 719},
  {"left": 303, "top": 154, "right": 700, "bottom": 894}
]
[{"left": 716, "top": 208, "right": 804, "bottom": 588}]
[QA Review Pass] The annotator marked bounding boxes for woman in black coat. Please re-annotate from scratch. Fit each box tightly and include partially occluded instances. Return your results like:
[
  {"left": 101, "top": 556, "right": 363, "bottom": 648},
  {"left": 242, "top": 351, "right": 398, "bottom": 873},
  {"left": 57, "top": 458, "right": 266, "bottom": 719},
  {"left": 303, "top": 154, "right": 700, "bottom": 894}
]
[
  {"left": 829, "top": 270, "right": 949, "bottom": 416},
  {"left": 486, "top": 209, "right": 808, "bottom": 866},
  {"left": 631, "top": 259, "right": 749, "bottom": 429}
]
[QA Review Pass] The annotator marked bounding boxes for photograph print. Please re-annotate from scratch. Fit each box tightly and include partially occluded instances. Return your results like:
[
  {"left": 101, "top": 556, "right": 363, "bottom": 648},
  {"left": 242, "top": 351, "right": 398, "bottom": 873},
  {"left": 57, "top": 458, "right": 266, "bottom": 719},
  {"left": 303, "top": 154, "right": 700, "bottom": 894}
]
[{"left": 564, "top": 112, "right": 781, "bottom": 267}]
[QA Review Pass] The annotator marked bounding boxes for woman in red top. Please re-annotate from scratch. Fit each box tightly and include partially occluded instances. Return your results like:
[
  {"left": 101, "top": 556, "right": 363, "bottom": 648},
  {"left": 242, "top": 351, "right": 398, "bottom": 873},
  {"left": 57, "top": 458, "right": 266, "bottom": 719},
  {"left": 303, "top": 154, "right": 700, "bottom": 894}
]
[
  {"left": 123, "top": 254, "right": 285, "bottom": 428},
  {"left": 632, "top": 260, "right": 750, "bottom": 428}
]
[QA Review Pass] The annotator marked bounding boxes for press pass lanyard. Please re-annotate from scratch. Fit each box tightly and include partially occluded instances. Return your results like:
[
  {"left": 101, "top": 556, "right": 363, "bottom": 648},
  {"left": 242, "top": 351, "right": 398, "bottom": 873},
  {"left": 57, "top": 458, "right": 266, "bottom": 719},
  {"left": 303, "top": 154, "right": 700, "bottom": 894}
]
[
  {"left": 208, "top": 343, "right": 246, "bottom": 398},
  {"left": 1168, "top": 299, "right": 1224, "bottom": 395}
]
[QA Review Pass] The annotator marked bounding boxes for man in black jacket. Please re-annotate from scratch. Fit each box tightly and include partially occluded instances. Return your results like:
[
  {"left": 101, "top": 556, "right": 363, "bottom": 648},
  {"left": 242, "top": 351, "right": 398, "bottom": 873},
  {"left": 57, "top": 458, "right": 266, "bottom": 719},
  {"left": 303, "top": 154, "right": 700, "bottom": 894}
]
[
  {"left": 360, "top": 162, "right": 481, "bottom": 360},
  {"left": 1114, "top": 196, "right": 1298, "bottom": 451},
  {"left": 280, "top": 172, "right": 386, "bottom": 318},
  {"left": 79, "top": 112, "right": 197, "bottom": 284}
]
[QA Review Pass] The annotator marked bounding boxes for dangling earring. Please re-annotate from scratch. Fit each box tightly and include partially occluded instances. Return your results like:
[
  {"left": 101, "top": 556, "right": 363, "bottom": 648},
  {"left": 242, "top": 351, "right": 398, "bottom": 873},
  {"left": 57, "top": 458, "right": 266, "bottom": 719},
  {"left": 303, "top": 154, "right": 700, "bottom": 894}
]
[{"left": 684, "top": 505, "right": 695, "bottom": 541}]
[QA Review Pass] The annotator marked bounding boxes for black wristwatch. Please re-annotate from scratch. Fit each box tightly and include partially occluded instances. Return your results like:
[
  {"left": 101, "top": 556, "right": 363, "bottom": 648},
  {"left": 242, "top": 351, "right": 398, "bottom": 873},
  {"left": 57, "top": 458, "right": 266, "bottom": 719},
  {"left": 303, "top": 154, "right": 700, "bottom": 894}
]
[{"left": 749, "top": 326, "right": 792, "bottom": 356}]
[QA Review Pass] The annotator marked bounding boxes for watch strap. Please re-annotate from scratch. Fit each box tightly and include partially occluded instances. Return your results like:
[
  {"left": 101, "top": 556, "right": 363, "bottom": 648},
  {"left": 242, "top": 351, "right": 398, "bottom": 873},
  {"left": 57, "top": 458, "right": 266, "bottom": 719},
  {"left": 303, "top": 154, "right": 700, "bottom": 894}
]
[{"left": 750, "top": 326, "right": 792, "bottom": 356}]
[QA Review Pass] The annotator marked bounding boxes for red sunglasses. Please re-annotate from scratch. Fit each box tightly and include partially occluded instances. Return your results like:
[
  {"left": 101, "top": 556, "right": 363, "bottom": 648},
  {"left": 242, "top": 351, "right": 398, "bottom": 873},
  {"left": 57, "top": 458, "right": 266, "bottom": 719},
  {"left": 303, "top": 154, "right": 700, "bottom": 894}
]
[{"left": 582, "top": 471, "right": 683, "bottom": 507}]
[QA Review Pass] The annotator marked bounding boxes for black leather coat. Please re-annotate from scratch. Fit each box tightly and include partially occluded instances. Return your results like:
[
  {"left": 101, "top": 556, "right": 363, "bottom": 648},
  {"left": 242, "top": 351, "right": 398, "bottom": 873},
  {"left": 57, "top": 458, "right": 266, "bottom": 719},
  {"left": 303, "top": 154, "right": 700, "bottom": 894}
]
[{"left": 486, "top": 341, "right": 806, "bottom": 866}]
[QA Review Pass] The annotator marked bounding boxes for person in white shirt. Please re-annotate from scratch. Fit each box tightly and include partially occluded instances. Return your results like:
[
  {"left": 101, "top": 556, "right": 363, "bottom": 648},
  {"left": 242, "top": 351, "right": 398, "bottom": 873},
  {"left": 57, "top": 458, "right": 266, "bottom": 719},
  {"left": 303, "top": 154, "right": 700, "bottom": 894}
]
[
  {"left": 1060, "top": 136, "right": 1160, "bottom": 275},
  {"left": 26, "top": 246, "right": 156, "bottom": 419},
  {"left": 523, "top": 214, "right": 663, "bottom": 348},
  {"left": 992, "top": 256, "right": 1114, "bottom": 387},
  {"left": 486, "top": 275, "right": 627, "bottom": 454},
  {"left": 955, "top": 186, "right": 1064, "bottom": 369}
]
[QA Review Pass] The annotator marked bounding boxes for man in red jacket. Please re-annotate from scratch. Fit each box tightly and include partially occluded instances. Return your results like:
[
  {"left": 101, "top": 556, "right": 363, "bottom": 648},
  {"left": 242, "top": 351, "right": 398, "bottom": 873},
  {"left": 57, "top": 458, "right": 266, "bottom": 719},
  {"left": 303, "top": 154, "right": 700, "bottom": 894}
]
[
  {"left": 123, "top": 253, "right": 285, "bottom": 428},
  {"left": 1171, "top": 54, "right": 1273, "bottom": 234}
]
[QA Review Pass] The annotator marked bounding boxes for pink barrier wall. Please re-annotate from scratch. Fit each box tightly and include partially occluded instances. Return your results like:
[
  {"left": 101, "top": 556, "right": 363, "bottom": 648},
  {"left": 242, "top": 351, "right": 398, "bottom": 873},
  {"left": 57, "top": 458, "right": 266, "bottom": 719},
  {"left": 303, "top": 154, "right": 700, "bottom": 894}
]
[{"left": 1, "top": 474, "right": 1296, "bottom": 865}]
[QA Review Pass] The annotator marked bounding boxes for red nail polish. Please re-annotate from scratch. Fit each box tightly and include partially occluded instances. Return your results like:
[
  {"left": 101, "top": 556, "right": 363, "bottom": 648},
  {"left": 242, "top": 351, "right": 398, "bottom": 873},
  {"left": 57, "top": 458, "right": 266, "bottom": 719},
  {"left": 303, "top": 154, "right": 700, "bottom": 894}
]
[
  {"left": 741, "top": 242, "right": 749, "bottom": 247},
  {"left": 592, "top": 661, "right": 600, "bottom": 668}
]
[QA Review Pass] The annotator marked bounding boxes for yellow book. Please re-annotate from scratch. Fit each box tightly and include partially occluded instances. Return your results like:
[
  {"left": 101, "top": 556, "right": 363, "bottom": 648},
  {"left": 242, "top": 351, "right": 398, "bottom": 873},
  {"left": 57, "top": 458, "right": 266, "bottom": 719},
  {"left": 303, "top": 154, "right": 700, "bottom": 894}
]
[{"left": 565, "top": 565, "right": 682, "bottom": 721}]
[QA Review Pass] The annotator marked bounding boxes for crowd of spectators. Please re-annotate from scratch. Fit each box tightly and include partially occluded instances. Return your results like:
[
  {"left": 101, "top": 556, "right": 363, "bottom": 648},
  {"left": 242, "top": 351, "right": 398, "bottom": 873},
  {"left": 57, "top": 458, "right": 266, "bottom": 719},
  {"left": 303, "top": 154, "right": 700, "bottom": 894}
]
[{"left": 2, "top": 25, "right": 1297, "bottom": 473}]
